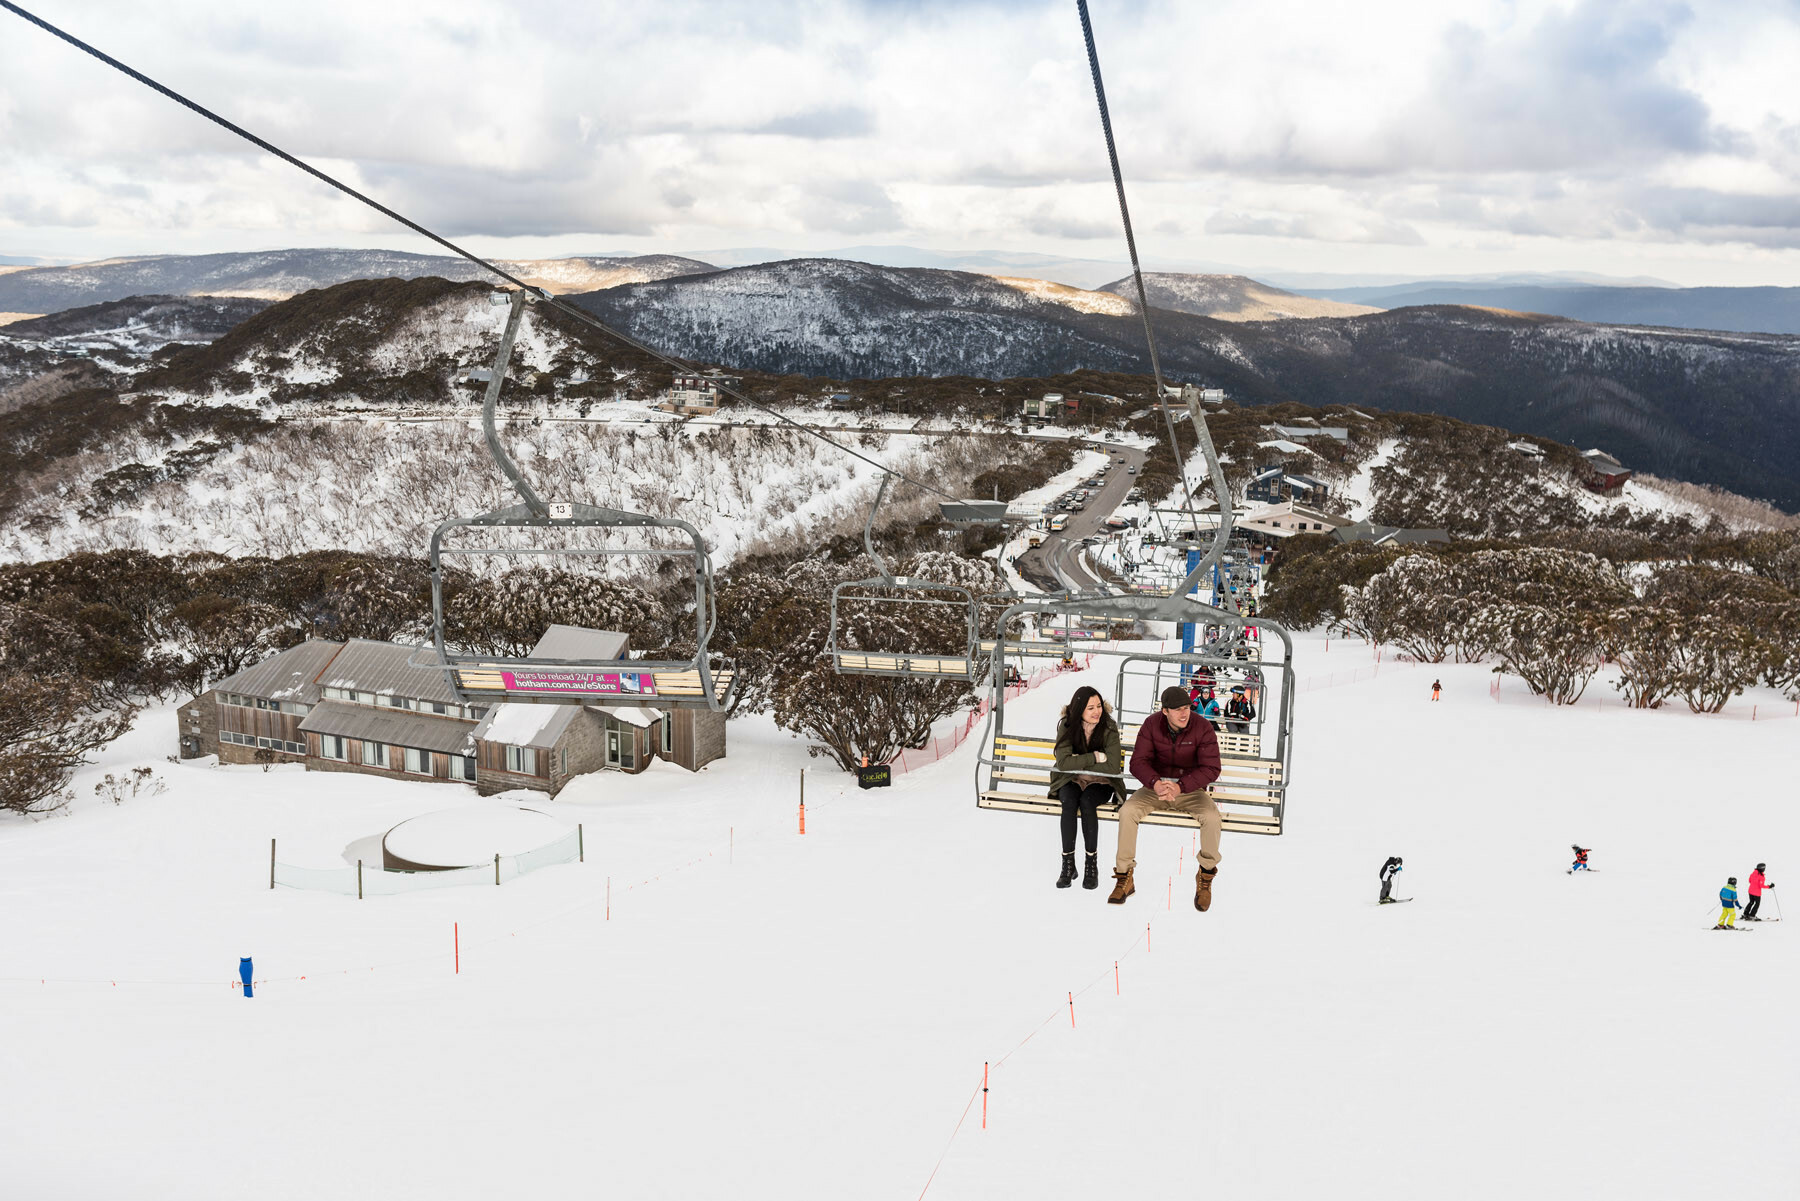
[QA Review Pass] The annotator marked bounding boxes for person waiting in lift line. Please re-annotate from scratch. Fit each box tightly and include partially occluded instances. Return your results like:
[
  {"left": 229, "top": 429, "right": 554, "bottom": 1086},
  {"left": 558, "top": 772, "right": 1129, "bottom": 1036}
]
[
  {"left": 1380, "top": 856, "right": 1405, "bottom": 903},
  {"left": 1109, "top": 685, "right": 1224, "bottom": 910},
  {"left": 1048, "top": 686, "right": 1125, "bottom": 891},
  {"left": 1743, "top": 863, "right": 1775, "bottom": 921}
]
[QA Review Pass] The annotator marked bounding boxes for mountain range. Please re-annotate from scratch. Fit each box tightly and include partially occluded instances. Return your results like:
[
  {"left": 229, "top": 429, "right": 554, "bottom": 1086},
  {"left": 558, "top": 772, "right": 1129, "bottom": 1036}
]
[
  {"left": 565, "top": 259, "right": 1800, "bottom": 510},
  {"left": 3, "top": 250, "right": 1798, "bottom": 510}
]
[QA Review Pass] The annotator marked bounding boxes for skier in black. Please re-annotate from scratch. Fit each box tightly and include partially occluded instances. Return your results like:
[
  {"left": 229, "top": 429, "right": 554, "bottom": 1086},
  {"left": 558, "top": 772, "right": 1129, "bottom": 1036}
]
[{"left": 1379, "top": 856, "right": 1404, "bottom": 904}]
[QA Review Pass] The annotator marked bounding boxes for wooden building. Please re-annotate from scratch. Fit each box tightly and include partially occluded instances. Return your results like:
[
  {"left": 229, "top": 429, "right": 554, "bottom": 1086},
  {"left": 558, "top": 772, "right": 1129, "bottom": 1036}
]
[{"left": 178, "top": 625, "right": 725, "bottom": 796}]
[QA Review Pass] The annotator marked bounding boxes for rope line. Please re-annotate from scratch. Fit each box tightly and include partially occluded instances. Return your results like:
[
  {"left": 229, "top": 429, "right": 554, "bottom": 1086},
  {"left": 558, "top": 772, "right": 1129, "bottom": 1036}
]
[{"left": 0, "top": 0, "right": 964, "bottom": 506}]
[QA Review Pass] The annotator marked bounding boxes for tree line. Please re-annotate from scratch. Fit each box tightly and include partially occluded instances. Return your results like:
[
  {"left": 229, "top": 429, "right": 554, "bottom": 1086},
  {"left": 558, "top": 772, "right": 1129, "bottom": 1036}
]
[{"left": 1263, "top": 530, "right": 1800, "bottom": 709}]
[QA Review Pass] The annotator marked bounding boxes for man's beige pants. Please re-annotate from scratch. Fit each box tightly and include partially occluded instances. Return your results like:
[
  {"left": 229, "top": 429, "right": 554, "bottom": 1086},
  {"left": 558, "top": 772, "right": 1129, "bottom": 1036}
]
[{"left": 1114, "top": 786, "right": 1222, "bottom": 876}]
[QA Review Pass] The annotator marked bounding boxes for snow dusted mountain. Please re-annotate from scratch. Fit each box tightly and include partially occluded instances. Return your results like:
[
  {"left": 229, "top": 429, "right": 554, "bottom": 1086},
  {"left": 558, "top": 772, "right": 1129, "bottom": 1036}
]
[
  {"left": 0, "top": 249, "right": 715, "bottom": 315},
  {"left": 1098, "top": 272, "right": 1380, "bottom": 321},
  {"left": 569, "top": 258, "right": 1181, "bottom": 380},
  {"left": 573, "top": 260, "right": 1800, "bottom": 511},
  {"left": 1, "top": 295, "right": 270, "bottom": 357}
]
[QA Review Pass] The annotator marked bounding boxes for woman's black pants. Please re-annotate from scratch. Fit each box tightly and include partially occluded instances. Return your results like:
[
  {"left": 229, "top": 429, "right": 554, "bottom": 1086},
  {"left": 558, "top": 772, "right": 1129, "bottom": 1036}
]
[{"left": 1057, "top": 782, "right": 1109, "bottom": 855}]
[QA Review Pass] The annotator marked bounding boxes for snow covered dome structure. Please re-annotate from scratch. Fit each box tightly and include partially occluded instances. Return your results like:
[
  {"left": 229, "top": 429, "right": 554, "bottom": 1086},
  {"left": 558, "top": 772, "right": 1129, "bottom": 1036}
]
[{"left": 381, "top": 806, "right": 569, "bottom": 871}]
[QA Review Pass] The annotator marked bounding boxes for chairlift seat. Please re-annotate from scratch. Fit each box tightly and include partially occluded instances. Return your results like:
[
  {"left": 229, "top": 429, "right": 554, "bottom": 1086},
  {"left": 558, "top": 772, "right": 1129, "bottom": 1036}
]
[{"left": 979, "top": 732, "right": 1283, "bottom": 835}]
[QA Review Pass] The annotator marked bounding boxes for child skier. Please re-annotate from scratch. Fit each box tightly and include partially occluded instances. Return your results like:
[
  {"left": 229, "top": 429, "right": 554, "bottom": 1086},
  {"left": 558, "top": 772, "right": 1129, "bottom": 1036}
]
[
  {"left": 1430, "top": 680, "right": 1441, "bottom": 702},
  {"left": 1716, "top": 878, "right": 1740, "bottom": 929},
  {"left": 1379, "top": 856, "right": 1404, "bottom": 904},
  {"left": 1743, "top": 864, "right": 1774, "bottom": 921},
  {"left": 1569, "top": 846, "right": 1591, "bottom": 873}
]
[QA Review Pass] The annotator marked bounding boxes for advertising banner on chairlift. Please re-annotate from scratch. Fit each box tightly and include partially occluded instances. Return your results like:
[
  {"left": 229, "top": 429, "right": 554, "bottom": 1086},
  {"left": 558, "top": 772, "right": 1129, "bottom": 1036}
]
[{"left": 498, "top": 670, "right": 656, "bottom": 697}]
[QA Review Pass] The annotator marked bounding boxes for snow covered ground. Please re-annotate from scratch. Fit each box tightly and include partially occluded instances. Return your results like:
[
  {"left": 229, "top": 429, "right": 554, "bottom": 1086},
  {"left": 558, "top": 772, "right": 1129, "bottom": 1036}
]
[{"left": 2, "top": 639, "right": 1796, "bottom": 1199}]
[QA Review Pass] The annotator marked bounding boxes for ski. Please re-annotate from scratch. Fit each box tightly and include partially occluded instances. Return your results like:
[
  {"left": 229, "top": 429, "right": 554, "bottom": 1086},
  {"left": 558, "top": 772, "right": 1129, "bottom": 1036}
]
[{"left": 1378, "top": 898, "right": 1415, "bottom": 905}]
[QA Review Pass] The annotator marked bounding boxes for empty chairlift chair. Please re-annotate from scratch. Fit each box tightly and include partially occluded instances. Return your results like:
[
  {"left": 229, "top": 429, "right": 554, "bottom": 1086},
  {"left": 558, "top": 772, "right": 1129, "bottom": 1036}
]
[
  {"left": 423, "top": 290, "right": 735, "bottom": 710},
  {"left": 828, "top": 476, "right": 1012, "bottom": 680}
]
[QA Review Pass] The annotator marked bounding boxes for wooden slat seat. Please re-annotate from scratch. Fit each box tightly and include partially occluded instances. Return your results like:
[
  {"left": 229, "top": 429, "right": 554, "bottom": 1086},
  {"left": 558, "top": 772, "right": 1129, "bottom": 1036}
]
[
  {"left": 834, "top": 652, "right": 974, "bottom": 676},
  {"left": 981, "top": 732, "right": 1284, "bottom": 835}
]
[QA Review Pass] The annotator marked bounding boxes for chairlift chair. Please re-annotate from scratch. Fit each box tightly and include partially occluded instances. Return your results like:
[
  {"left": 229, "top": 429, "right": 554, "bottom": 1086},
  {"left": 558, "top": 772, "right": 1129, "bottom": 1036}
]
[
  {"left": 422, "top": 290, "right": 735, "bottom": 710},
  {"left": 828, "top": 475, "right": 1014, "bottom": 679},
  {"left": 972, "top": 384, "right": 1298, "bottom": 836}
]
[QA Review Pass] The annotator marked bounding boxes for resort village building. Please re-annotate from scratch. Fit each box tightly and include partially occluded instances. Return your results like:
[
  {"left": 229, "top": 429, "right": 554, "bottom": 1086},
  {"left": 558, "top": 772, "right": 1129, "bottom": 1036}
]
[{"left": 177, "top": 625, "right": 725, "bottom": 797}]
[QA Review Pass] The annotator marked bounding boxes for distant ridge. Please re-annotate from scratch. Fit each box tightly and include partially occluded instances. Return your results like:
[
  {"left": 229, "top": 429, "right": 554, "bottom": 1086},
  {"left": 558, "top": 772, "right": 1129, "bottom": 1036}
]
[
  {"left": 0, "top": 249, "right": 716, "bottom": 314},
  {"left": 1293, "top": 281, "right": 1800, "bottom": 336},
  {"left": 1097, "top": 272, "right": 1379, "bottom": 322}
]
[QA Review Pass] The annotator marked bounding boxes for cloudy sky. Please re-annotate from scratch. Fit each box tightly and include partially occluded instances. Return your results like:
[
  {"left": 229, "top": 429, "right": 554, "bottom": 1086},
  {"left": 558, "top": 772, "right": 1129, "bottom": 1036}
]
[{"left": 3, "top": 0, "right": 1799, "bottom": 285}]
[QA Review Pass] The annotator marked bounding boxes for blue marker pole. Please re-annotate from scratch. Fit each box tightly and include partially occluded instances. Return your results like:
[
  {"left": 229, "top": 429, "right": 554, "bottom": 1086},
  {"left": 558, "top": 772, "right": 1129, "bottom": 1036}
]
[
  {"left": 1179, "top": 547, "right": 1201, "bottom": 683},
  {"left": 239, "top": 957, "right": 254, "bottom": 998}
]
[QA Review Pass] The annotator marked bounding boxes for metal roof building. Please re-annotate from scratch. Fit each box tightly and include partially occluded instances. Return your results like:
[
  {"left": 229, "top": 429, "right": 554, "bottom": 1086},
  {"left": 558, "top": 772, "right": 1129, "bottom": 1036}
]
[
  {"left": 314, "top": 639, "right": 462, "bottom": 705},
  {"left": 298, "top": 701, "right": 477, "bottom": 756},
  {"left": 210, "top": 640, "right": 345, "bottom": 704},
  {"left": 528, "top": 625, "right": 631, "bottom": 662}
]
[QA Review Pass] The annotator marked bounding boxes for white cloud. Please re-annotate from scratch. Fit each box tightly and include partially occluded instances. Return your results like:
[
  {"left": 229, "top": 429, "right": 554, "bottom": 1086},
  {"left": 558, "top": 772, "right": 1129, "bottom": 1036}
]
[{"left": 0, "top": 0, "right": 1797, "bottom": 283}]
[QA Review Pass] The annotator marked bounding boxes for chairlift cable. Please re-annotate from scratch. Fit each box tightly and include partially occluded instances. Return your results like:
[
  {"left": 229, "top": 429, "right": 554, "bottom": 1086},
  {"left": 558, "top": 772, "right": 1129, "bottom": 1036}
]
[
  {"left": 0, "top": 0, "right": 963, "bottom": 505},
  {"left": 1075, "top": 0, "right": 1215, "bottom": 589}
]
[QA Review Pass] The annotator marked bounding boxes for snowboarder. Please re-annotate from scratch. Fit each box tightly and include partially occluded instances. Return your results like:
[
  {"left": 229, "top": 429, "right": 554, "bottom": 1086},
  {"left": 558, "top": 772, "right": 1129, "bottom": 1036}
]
[
  {"left": 1430, "top": 680, "right": 1441, "bottom": 702},
  {"left": 1569, "top": 846, "right": 1591, "bottom": 873},
  {"left": 1743, "top": 864, "right": 1774, "bottom": 921},
  {"left": 1379, "top": 856, "right": 1404, "bottom": 903},
  {"left": 1716, "top": 878, "right": 1740, "bottom": 929}
]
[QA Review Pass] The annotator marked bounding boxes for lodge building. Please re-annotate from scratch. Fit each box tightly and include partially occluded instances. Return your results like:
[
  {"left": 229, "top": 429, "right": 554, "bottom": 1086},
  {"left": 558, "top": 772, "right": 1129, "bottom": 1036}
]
[{"left": 176, "top": 625, "right": 725, "bottom": 796}]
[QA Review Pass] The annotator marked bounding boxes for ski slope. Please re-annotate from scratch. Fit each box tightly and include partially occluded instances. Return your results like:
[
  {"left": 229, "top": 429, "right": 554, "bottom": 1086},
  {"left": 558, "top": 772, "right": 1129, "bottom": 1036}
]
[{"left": 1, "top": 637, "right": 1794, "bottom": 1199}]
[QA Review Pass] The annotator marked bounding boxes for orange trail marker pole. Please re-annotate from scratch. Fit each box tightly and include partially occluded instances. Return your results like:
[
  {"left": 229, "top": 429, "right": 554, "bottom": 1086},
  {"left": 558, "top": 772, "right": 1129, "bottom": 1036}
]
[
  {"left": 1068, "top": 992, "right": 1076, "bottom": 1029},
  {"left": 606, "top": 877, "right": 610, "bottom": 921},
  {"left": 1115, "top": 961, "right": 1119, "bottom": 995},
  {"left": 982, "top": 1062, "right": 989, "bottom": 1130},
  {"left": 1167, "top": 877, "right": 1172, "bottom": 910},
  {"left": 1147, "top": 922, "right": 1152, "bottom": 952}
]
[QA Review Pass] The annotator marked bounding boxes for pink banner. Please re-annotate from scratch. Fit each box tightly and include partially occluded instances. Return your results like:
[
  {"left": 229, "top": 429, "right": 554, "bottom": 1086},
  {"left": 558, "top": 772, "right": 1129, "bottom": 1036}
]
[{"left": 498, "top": 670, "right": 655, "bottom": 696}]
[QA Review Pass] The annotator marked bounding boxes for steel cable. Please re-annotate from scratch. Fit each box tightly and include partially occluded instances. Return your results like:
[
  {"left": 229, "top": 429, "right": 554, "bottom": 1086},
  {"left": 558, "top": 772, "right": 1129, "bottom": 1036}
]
[{"left": 1076, "top": 0, "right": 1214, "bottom": 588}]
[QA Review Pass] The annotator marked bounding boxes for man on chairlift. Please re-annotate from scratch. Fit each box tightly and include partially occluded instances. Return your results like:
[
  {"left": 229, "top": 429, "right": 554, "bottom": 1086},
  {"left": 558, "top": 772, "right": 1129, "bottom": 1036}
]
[{"left": 1108, "top": 686, "right": 1224, "bottom": 911}]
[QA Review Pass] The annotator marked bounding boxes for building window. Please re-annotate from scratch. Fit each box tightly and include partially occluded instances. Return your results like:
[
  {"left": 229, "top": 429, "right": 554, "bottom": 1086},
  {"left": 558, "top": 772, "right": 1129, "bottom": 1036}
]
[
  {"left": 321, "top": 735, "right": 347, "bottom": 761},
  {"left": 505, "top": 746, "right": 536, "bottom": 775},
  {"left": 470, "top": 707, "right": 488, "bottom": 720},
  {"left": 660, "top": 717, "right": 673, "bottom": 756},
  {"left": 257, "top": 737, "right": 273, "bottom": 749},
  {"left": 559, "top": 747, "right": 567, "bottom": 775},
  {"left": 385, "top": 695, "right": 406, "bottom": 708},
  {"left": 450, "top": 754, "right": 475, "bottom": 782},
  {"left": 362, "top": 740, "right": 386, "bottom": 767},
  {"left": 405, "top": 747, "right": 429, "bottom": 774},
  {"left": 430, "top": 701, "right": 447, "bottom": 715}
]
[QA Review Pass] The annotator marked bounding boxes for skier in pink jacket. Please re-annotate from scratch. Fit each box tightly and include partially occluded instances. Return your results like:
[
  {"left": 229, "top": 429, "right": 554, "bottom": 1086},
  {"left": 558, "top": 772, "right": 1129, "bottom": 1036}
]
[{"left": 1743, "top": 864, "right": 1774, "bottom": 921}]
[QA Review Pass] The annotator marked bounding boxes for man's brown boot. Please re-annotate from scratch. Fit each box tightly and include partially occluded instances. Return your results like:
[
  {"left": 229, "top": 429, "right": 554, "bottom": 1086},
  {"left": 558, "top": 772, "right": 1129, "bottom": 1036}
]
[
  {"left": 1195, "top": 867, "right": 1217, "bottom": 912},
  {"left": 1107, "top": 869, "right": 1135, "bottom": 905}
]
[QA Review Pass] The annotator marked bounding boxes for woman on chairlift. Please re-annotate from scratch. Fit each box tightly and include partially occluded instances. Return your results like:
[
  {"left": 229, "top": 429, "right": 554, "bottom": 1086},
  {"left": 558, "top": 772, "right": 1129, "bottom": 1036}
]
[{"left": 1048, "top": 686, "right": 1126, "bottom": 891}]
